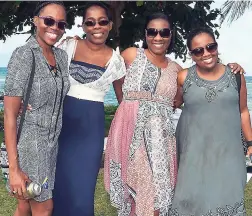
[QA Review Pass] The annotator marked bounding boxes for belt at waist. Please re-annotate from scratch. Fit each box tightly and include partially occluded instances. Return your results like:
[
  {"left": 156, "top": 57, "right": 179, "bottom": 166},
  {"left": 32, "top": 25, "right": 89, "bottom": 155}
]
[
  {"left": 123, "top": 91, "right": 172, "bottom": 106},
  {"left": 67, "top": 85, "right": 105, "bottom": 102}
]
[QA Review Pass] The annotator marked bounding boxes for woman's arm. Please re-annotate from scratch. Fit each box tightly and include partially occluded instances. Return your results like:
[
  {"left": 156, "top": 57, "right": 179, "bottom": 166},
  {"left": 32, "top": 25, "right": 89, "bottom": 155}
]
[
  {"left": 4, "top": 47, "right": 32, "bottom": 198},
  {"left": 4, "top": 97, "right": 29, "bottom": 199},
  {"left": 112, "top": 47, "right": 137, "bottom": 104},
  {"left": 239, "top": 75, "right": 252, "bottom": 155},
  {"left": 4, "top": 97, "right": 21, "bottom": 171},
  {"left": 174, "top": 69, "right": 188, "bottom": 109},
  {"left": 113, "top": 77, "right": 125, "bottom": 104}
]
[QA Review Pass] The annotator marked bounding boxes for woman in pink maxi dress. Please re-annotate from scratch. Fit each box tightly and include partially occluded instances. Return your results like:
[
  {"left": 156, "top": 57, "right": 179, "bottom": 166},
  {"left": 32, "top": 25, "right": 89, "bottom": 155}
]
[
  {"left": 104, "top": 13, "right": 182, "bottom": 216},
  {"left": 104, "top": 46, "right": 181, "bottom": 215}
]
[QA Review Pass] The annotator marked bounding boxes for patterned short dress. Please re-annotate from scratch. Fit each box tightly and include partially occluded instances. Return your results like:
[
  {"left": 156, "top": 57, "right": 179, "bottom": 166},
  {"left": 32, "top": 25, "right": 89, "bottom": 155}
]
[
  {"left": 104, "top": 48, "right": 182, "bottom": 216},
  {"left": 4, "top": 36, "right": 70, "bottom": 202}
]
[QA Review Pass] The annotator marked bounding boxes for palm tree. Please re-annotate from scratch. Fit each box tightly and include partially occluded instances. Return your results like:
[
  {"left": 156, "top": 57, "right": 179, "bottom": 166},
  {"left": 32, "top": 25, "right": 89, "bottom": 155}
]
[{"left": 221, "top": 1, "right": 252, "bottom": 24}]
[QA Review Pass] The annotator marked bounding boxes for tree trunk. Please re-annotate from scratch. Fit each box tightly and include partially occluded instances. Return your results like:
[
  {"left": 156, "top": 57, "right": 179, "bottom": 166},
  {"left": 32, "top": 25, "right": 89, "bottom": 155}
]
[{"left": 106, "top": 1, "right": 125, "bottom": 47}]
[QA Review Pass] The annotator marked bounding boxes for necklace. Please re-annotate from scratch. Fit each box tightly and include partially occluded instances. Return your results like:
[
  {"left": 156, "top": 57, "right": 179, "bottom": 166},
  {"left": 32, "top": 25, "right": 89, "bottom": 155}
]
[{"left": 46, "top": 62, "right": 58, "bottom": 77}]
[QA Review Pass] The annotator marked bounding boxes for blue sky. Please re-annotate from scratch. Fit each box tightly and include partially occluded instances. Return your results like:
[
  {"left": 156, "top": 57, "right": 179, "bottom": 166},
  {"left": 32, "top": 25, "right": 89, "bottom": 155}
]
[{"left": 0, "top": 1, "right": 251, "bottom": 75}]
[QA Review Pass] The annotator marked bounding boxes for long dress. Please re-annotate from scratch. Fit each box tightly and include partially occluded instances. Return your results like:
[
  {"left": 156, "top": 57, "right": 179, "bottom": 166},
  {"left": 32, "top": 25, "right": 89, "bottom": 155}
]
[
  {"left": 170, "top": 65, "right": 246, "bottom": 216},
  {"left": 4, "top": 36, "right": 70, "bottom": 202},
  {"left": 53, "top": 39, "right": 126, "bottom": 216},
  {"left": 104, "top": 48, "right": 181, "bottom": 216}
]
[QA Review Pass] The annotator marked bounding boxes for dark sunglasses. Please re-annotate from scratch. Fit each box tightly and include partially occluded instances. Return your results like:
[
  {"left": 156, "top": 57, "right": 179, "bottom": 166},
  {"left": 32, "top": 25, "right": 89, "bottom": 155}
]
[
  {"left": 84, "top": 20, "right": 110, "bottom": 27},
  {"left": 190, "top": 42, "right": 218, "bottom": 57},
  {"left": 146, "top": 28, "right": 171, "bottom": 38},
  {"left": 38, "top": 16, "right": 67, "bottom": 31}
]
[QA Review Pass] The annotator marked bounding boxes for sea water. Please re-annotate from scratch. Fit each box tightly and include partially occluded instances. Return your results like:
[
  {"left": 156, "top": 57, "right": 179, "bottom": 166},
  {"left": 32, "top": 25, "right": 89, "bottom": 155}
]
[{"left": 1, "top": 67, "right": 252, "bottom": 110}]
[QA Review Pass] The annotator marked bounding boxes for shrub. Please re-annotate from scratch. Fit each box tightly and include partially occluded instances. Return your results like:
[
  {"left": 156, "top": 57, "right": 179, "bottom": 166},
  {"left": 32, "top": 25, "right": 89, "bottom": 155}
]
[{"left": 104, "top": 105, "right": 118, "bottom": 115}]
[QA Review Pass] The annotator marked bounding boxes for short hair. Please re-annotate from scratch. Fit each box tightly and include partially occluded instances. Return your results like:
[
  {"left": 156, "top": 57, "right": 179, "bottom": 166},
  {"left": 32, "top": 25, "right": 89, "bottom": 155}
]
[
  {"left": 142, "top": 12, "right": 174, "bottom": 54},
  {"left": 82, "top": 2, "right": 112, "bottom": 23},
  {"left": 34, "top": 1, "right": 65, "bottom": 16},
  {"left": 187, "top": 27, "right": 216, "bottom": 51}
]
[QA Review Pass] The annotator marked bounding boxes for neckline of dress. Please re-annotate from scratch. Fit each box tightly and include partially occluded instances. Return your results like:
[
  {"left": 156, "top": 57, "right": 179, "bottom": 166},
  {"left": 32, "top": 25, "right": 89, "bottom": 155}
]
[
  {"left": 142, "top": 49, "right": 169, "bottom": 70},
  {"left": 193, "top": 64, "right": 228, "bottom": 84},
  {"left": 71, "top": 60, "right": 106, "bottom": 72}
]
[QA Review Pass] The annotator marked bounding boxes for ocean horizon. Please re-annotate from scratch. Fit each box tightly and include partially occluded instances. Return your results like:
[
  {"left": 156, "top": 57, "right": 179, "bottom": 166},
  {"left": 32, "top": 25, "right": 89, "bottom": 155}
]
[{"left": 1, "top": 67, "right": 252, "bottom": 110}]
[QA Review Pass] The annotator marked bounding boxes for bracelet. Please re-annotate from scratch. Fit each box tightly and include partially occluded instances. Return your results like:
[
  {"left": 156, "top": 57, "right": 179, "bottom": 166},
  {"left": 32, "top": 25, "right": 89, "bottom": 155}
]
[{"left": 247, "top": 141, "right": 252, "bottom": 147}]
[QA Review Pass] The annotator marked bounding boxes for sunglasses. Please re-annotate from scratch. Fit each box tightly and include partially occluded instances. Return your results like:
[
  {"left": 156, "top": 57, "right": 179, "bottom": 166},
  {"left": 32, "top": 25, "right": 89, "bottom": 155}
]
[
  {"left": 38, "top": 16, "right": 67, "bottom": 31},
  {"left": 190, "top": 42, "right": 218, "bottom": 57},
  {"left": 84, "top": 20, "right": 110, "bottom": 27},
  {"left": 146, "top": 28, "right": 171, "bottom": 38}
]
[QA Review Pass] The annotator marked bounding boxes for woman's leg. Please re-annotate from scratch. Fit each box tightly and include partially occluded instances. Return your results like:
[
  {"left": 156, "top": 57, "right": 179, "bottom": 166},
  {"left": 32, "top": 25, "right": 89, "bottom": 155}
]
[
  {"left": 29, "top": 199, "right": 53, "bottom": 216},
  {"left": 14, "top": 199, "right": 31, "bottom": 216}
]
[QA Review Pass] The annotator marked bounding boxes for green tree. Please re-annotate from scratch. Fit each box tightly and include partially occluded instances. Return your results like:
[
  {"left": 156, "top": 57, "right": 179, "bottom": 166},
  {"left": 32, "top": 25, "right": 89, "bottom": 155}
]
[
  {"left": 0, "top": 1, "right": 220, "bottom": 61},
  {"left": 221, "top": 1, "right": 252, "bottom": 24}
]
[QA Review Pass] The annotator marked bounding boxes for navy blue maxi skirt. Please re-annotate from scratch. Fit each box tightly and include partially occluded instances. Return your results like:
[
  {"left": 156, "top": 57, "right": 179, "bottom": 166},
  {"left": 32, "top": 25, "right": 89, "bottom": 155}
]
[{"left": 53, "top": 95, "right": 105, "bottom": 216}]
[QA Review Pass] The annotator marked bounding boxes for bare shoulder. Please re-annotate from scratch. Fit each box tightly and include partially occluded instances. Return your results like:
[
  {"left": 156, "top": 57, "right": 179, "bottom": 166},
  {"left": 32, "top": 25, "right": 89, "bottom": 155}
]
[
  {"left": 121, "top": 47, "right": 137, "bottom": 66},
  {"left": 178, "top": 68, "right": 188, "bottom": 86},
  {"left": 169, "top": 60, "right": 183, "bottom": 72}
]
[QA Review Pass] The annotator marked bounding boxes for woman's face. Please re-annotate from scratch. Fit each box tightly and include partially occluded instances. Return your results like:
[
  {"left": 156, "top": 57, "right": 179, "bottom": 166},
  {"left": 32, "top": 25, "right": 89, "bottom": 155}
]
[
  {"left": 83, "top": 6, "right": 112, "bottom": 45},
  {"left": 190, "top": 33, "right": 218, "bottom": 70},
  {"left": 145, "top": 18, "right": 171, "bottom": 56},
  {"left": 34, "top": 4, "right": 66, "bottom": 46}
]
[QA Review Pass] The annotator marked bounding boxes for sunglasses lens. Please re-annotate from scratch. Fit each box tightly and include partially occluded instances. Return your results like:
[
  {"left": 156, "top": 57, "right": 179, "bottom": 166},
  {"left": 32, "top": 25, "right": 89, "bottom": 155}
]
[
  {"left": 98, "top": 20, "right": 110, "bottom": 26},
  {"left": 44, "top": 18, "right": 55, "bottom": 27},
  {"left": 206, "top": 42, "right": 218, "bottom": 53},
  {"left": 146, "top": 28, "right": 158, "bottom": 37},
  {"left": 160, "top": 28, "right": 171, "bottom": 38},
  {"left": 191, "top": 48, "right": 204, "bottom": 57},
  {"left": 57, "top": 22, "right": 67, "bottom": 30},
  {"left": 84, "top": 21, "right": 95, "bottom": 27}
]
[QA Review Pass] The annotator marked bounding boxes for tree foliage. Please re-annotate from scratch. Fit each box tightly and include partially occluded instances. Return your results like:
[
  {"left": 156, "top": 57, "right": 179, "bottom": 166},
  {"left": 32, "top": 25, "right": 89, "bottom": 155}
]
[
  {"left": 221, "top": 1, "right": 252, "bottom": 24},
  {"left": 0, "top": 1, "right": 220, "bottom": 61}
]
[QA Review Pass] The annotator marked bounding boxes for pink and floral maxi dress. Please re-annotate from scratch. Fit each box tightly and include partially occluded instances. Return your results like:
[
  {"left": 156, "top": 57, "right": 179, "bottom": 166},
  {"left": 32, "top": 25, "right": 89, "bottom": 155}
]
[{"left": 104, "top": 48, "right": 181, "bottom": 216}]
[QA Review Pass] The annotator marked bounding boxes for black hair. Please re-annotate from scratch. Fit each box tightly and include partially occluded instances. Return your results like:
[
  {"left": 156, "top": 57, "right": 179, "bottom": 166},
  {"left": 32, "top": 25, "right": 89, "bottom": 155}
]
[
  {"left": 142, "top": 12, "right": 174, "bottom": 54},
  {"left": 82, "top": 2, "right": 112, "bottom": 23},
  {"left": 187, "top": 27, "right": 216, "bottom": 51},
  {"left": 34, "top": 1, "right": 65, "bottom": 16}
]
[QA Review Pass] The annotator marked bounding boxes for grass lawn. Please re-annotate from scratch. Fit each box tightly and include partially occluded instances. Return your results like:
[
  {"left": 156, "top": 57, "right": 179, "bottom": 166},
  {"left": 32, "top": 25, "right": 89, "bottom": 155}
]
[
  {"left": 1, "top": 110, "right": 252, "bottom": 215},
  {"left": 0, "top": 112, "right": 118, "bottom": 216},
  {"left": 0, "top": 170, "right": 117, "bottom": 216},
  {"left": 1, "top": 171, "right": 252, "bottom": 216}
]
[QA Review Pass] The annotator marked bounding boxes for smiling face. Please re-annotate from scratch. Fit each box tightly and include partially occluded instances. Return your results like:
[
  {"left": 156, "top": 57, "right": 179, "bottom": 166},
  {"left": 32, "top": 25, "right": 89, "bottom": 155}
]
[
  {"left": 145, "top": 18, "right": 171, "bottom": 56},
  {"left": 190, "top": 32, "right": 218, "bottom": 70},
  {"left": 83, "top": 5, "right": 112, "bottom": 45},
  {"left": 33, "top": 3, "right": 66, "bottom": 46}
]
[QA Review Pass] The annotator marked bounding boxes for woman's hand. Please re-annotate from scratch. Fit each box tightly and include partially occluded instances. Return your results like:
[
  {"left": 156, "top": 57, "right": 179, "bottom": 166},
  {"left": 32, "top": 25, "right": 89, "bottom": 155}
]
[
  {"left": 9, "top": 168, "right": 30, "bottom": 199},
  {"left": 173, "top": 99, "right": 183, "bottom": 110},
  {"left": 18, "top": 102, "right": 32, "bottom": 116},
  {"left": 227, "top": 63, "right": 245, "bottom": 74},
  {"left": 57, "top": 35, "right": 81, "bottom": 47},
  {"left": 247, "top": 146, "right": 252, "bottom": 157}
]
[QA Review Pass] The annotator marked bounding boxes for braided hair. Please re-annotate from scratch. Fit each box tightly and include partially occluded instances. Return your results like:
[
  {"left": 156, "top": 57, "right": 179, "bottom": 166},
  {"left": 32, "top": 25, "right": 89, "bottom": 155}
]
[{"left": 34, "top": 1, "right": 65, "bottom": 16}]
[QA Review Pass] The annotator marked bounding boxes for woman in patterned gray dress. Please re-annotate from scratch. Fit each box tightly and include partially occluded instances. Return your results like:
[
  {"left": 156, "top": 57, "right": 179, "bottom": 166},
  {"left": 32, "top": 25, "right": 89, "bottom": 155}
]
[
  {"left": 170, "top": 27, "right": 252, "bottom": 215},
  {"left": 4, "top": 2, "right": 69, "bottom": 216}
]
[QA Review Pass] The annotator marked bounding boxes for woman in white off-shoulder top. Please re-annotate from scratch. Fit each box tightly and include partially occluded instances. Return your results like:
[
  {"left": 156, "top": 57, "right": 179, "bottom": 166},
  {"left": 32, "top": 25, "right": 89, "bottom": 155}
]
[{"left": 52, "top": 2, "right": 126, "bottom": 216}]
